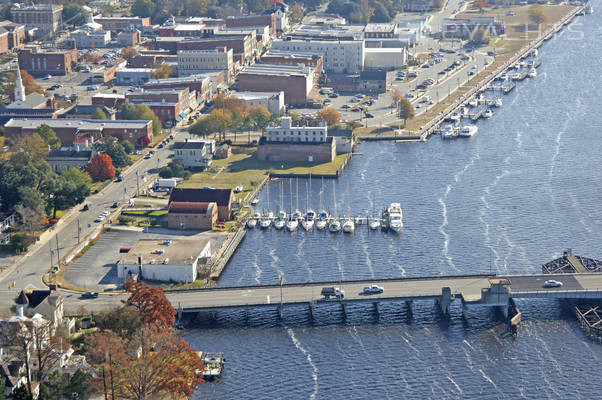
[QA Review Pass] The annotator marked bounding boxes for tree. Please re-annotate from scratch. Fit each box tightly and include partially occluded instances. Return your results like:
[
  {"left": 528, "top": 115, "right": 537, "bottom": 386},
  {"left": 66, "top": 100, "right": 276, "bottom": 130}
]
[
  {"left": 150, "top": 63, "right": 172, "bottom": 79},
  {"left": 65, "top": 370, "right": 90, "bottom": 400},
  {"left": 189, "top": 115, "right": 217, "bottom": 138},
  {"left": 159, "top": 166, "right": 173, "bottom": 178},
  {"left": 120, "top": 103, "right": 162, "bottom": 136},
  {"left": 20, "top": 70, "right": 44, "bottom": 96},
  {"left": 131, "top": 0, "right": 156, "bottom": 18},
  {"left": 95, "top": 305, "right": 142, "bottom": 339},
  {"left": 94, "top": 137, "right": 132, "bottom": 168},
  {"left": 9, "top": 386, "right": 31, "bottom": 400},
  {"left": 529, "top": 4, "right": 549, "bottom": 26},
  {"left": 51, "top": 168, "right": 92, "bottom": 217},
  {"left": 0, "top": 376, "right": 5, "bottom": 400},
  {"left": 371, "top": 1, "right": 391, "bottom": 22},
  {"left": 121, "top": 47, "right": 138, "bottom": 62},
  {"left": 11, "top": 133, "right": 49, "bottom": 165},
  {"left": 291, "top": 4, "right": 304, "bottom": 24},
  {"left": 392, "top": 88, "right": 404, "bottom": 106},
  {"left": 31, "top": 319, "right": 66, "bottom": 381},
  {"left": 248, "top": 104, "right": 271, "bottom": 134},
  {"left": 122, "top": 140, "right": 135, "bottom": 154},
  {"left": 63, "top": 4, "right": 89, "bottom": 26},
  {"left": 91, "top": 107, "right": 109, "bottom": 120},
  {"left": 317, "top": 107, "right": 342, "bottom": 127},
  {"left": 125, "top": 281, "right": 176, "bottom": 331},
  {"left": 86, "top": 153, "right": 116, "bottom": 181},
  {"left": 40, "top": 371, "right": 67, "bottom": 400},
  {"left": 210, "top": 108, "right": 233, "bottom": 142},
  {"left": 8, "top": 233, "right": 35, "bottom": 252},
  {"left": 36, "top": 124, "right": 61, "bottom": 149},
  {"left": 86, "top": 331, "right": 127, "bottom": 400},
  {"left": 470, "top": 27, "right": 489, "bottom": 45},
  {"left": 289, "top": 111, "right": 301, "bottom": 123},
  {"left": 397, "top": 97, "right": 415, "bottom": 127}
]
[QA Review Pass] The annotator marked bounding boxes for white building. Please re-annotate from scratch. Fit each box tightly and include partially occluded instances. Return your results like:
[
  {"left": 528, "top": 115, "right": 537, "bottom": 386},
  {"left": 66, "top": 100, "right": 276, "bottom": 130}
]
[
  {"left": 364, "top": 47, "right": 407, "bottom": 70},
  {"left": 266, "top": 116, "right": 327, "bottom": 143},
  {"left": 70, "top": 28, "right": 111, "bottom": 48},
  {"left": 231, "top": 91, "right": 285, "bottom": 115},
  {"left": 271, "top": 38, "right": 364, "bottom": 73},
  {"left": 119, "top": 239, "right": 212, "bottom": 283},
  {"left": 177, "top": 47, "right": 235, "bottom": 82},
  {"left": 116, "top": 67, "right": 152, "bottom": 85},
  {"left": 172, "top": 139, "right": 213, "bottom": 168}
]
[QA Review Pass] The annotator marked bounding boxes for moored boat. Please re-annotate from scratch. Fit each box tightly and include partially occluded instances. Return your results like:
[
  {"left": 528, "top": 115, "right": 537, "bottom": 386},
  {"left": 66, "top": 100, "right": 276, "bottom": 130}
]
[
  {"left": 458, "top": 125, "right": 478, "bottom": 138},
  {"left": 385, "top": 203, "right": 403, "bottom": 233},
  {"left": 528, "top": 68, "right": 537, "bottom": 78},
  {"left": 342, "top": 218, "right": 355, "bottom": 233},
  {"left": 329, "top": 219, "right": 341, "bottom": 233}
]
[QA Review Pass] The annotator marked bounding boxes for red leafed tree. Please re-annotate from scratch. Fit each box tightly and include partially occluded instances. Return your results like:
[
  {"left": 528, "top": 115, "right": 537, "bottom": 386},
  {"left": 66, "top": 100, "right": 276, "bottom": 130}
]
[
  {"left": 125, "top": 281, "right": 176, "bottom": 331},
  {"left": 85, "top": 330, "right": 127, "bottom": 399},
  {"left": 86, "top": 153, "right": 116, "bottom": 181}
]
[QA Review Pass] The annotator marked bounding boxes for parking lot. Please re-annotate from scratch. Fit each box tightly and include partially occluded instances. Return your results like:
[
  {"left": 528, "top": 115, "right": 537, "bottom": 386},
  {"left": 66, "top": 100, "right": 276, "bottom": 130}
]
[{"left": 63, "top": 229, "right": 228, "bottom": 291}]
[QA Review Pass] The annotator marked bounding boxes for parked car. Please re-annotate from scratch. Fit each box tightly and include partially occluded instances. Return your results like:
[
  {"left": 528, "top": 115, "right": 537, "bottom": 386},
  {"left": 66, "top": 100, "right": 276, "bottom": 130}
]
[
  {"left": 341, "top": 104, "right": 351, "bottom": 109},
  {"left": 543, "top": 280, "right": 563, "bottom": 288},
  {"left": 116, "top": 176, "right": 123, "bottom": 182},
  {"left": 111, "top": 202, "right": 119, "bottom": 208},
  {"left": 43, "top": 74, "right": 52, "bottom": 80},
  {"left": 363, "top": 285, "right": 384, "bottom": 294},
  {"left": 81, "top": 204, "right": 89, "bottom": 211},
  {"left": 82, "top": 291, "right": 99, "bottom": 299},
  {"left": 94, "top": 216, "right": 105, "bottom": 223},
  {"left": 87, "top": 85, "right": 99, "bottom": 91},
  {"left": 404, "top": 93, "right": 415, "bottom": 99},
  {"left": 328, "top": 93, "right": 339, "bottom": 98},
  {"left": 365, "top": 113, "right": 374, "bottom": 118},
  {"left": 408, "top": 72, "right": 418, "bottom": 78}
]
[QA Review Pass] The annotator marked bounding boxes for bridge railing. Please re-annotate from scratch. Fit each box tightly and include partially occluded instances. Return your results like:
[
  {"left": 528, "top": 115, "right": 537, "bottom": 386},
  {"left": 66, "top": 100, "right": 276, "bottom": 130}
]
[{"left": 512, "top": 288, "right": 602, "bottom": 299}]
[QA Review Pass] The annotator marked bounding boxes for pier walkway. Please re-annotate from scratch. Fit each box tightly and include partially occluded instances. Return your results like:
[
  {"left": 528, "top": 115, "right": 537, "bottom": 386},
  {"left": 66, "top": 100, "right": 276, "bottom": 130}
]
[{"left": 169, "top": 273, "right": 602, "bottom": 314}]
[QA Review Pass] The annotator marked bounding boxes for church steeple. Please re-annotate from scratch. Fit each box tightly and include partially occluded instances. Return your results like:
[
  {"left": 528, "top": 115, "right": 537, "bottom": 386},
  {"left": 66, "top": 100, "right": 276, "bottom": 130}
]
[{"left": 14, "top": 65, "right": 26, "bottom": 102}]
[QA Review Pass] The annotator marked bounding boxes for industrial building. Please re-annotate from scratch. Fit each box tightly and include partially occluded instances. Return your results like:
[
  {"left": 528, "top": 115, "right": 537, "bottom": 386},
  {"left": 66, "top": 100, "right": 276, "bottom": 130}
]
[{"left": 237, "top": 63, "right": 314, "bottom": 105}]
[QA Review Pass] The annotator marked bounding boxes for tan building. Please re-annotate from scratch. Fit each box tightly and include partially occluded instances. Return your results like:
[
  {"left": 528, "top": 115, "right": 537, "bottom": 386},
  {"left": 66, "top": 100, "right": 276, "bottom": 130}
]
[
  {"left": 178, "top": 47, "right": 235, "bottom": 82},
  {"left": 10, "top": 4, "right": 63, "bottom": 36},
  {"left": 94, "top": 17, "right": 151, "bottom": 31},
  {"left": 0, "top": 21, "right": 26, "bottom": 53}
]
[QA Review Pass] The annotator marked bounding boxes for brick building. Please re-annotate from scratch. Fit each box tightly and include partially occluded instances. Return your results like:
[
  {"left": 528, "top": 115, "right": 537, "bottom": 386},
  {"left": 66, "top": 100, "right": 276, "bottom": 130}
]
[
  {"left": 125, "top": 87, "right": 195, "bottom": 125},
  {"left": 92, "top": 93, "right": 126, "bottom": 109},
  {"left": 225, "top": 14, "right": 276, "bottom": 37},
  {"left": 0, "top": 21, "right": 26, "bottom": 53},
  {"left": 141, "top": 75, "right": 213, "bottom": 102},
  {"left": 4, "top": 118, "right": 153, "bottom": 146},
  {"left": 169, "top": 188, "right": 235, "bottom": 221},
  {"left": 94, "top": 17, "right": 151, "bottom": 31},
  {"left": 237, "top": 63, "right": 314, "bottom": 105},
  {"left": 168, "top": 202, "right": 218, "bottom": 230},
  {"left": 260, "top": 50, "right": 323, "bottom": 85},
  {"left": 18, "top": 48, "right": 78, "bottom": 77},
  {"left": 10, "top": 4, "right": 62, "bottom": 36}
]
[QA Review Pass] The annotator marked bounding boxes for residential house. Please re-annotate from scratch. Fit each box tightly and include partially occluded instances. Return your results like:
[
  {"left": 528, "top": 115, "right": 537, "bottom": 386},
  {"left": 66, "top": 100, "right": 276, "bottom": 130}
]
[{"left": 173, "top": 140, "right": 213, "bottom": 169}]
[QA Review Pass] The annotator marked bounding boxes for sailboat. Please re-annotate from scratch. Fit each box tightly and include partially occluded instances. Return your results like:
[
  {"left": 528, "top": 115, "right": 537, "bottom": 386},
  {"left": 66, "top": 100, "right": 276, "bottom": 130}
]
[
  {"left": 301, "top": 180, "right": 315, "bottom": 231},
  {"left": 286, "top": 179, "right": 299, "bottom": 231},
  {"left": 328, "top": 183, "right": 341, "bottom": 233},
  {"left": 274, "top": 180, "right": 286, "bottom": 230},
  {"left": 259, "top": 182, "right": 272, "bottom": 229},
  {"left": 316, "top": 178, "right": 329, "bottom": 230},
  {"left": 342, "top": 185, "right": 355, "bottom": 233}
]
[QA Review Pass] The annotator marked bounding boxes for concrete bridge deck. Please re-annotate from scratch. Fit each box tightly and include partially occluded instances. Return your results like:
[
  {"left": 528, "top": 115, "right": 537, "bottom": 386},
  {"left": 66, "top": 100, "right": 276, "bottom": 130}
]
[{"left": 168, "top": 273, "right": 602, "bottom": 313}]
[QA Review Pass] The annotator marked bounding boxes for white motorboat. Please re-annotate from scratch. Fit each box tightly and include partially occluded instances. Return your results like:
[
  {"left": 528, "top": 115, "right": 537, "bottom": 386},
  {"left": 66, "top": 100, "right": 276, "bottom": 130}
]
[
  {"left": 246, "top": 218, "right": 257, "bottom": 229},
  {"left": 286, "top": 214, "right": 298, "bottom": 231},
  {"left": 342, "top": 218, "right": 355, "bottom": 233},
  {"left": 461, "top": 106, "right": 470, "bottom": 116},
  {"left": 585, "top": 5, "right": 593, "bottom": 14},
  {"left": 369, "top": 218, "right": 380, "bottom": 230},
  {"left": 450, "top": 113, "right": 461, "bottom": 122},
  {"left": 468, "top": 99, "right": 478, "bottom": 107},
  {"left": 500, "top": 73, "right": 509, "bottom": 82},
  {"left": 259, "top": 211, "right": 273, "bottom": 229},
  {"left": 530, "top": 49, "right": 538, "bottom": 57},
  {"left": 494, "top": 98, "right": 503, "bottom": 108},
  {"left": 329, "top": 219, "right": 341, "bottom": 233},
  {"left": 459, "top": 125, "right": 478, "bottom": 138},
  {"left": 234, "top": 185, "right": 243, "bottom": 193},
  {"left": 441, "top": 125, "right": 457, "bottom": 140},
  {"left": 385, "top": 203, "right": 403, "bottom": 233},
  {"left": 514, "top": 64, "right": 520, "bottom": 70},
  {"left": 250, "top": 198, "right": 259, "bottom": 206},
  {"left": 519, "top": 61, "right": 526, "bottom": 67},
  {"left": 484, "top": 108, "right": 493, "bottom": 119},
  {"left": 274, "top": 211, "right": 286, "bottom": 230},
  {"left": 528, "top": 68, "right": 537, "bottom": 78},
  {"left": 301, "top": 210, "right": 315, "bottom": 231},
  {"left": 316, "top": 210, "right": 329, "bottom": 230}
]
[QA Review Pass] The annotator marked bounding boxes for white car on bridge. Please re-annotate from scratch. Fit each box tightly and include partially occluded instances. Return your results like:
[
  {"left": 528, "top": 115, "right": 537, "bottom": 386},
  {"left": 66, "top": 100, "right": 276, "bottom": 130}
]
[
  {"left": 363, "top": 285, "right": 384, "bottom": 294},
  {"left": 543, "top": 280, "right": 563, "bottom": 288}
]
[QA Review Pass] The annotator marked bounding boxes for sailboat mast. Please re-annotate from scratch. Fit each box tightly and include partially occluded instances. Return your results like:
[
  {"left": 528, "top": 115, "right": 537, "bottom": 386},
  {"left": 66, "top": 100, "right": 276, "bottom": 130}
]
[{"left": 296, "top": 178, "right": 299, "bottom": 212}]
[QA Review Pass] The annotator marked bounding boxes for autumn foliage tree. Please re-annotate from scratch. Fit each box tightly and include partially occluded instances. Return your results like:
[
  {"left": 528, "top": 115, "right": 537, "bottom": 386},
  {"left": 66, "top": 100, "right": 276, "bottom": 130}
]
[
  {"left": 151, "top": 63, "right": 172, "bottom": 79},
  {"left": 397, "top": 97, "right": 415, "bottom": 127},
  {"left": 317, "top": 107, "right": 342, "bottom": 127},
  {"left": 86, "top": 153, "right": 116, "bottom": 181},
  {"left": 121, "top": 46, "right": 138, "bottom": 62},
  {"left": 125, "top": 281, "right": 176, "bottom": 330}
]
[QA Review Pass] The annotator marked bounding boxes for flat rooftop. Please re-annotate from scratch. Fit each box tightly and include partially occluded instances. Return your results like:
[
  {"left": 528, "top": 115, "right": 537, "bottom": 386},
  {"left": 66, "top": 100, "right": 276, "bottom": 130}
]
[
  {"left": 232, "top": 91, "right": 282, "bottom": 100},
  {"left": 123, "top": 239, "right": 210, "bottom": 265},
  {"left": 262, "top": 49, "right": 321, "bottom": 60},
  {"left": 240, "top": 63, "right": 311, "bottom": 77}
]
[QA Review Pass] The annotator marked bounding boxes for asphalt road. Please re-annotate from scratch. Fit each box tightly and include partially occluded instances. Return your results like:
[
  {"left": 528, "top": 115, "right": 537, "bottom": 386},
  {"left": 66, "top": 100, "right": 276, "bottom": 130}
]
[{"left": 0, "top": 129, "right": 180, "bottom": 312}]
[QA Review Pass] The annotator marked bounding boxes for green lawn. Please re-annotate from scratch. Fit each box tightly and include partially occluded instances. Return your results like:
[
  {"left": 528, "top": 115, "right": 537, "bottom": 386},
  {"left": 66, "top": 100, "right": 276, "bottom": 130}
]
[
  {"left": 180, "top": 147, "right": 350, "bottom": 204},
  {"left": 119, "top": 210, "right": 168, "bottom": 227}
]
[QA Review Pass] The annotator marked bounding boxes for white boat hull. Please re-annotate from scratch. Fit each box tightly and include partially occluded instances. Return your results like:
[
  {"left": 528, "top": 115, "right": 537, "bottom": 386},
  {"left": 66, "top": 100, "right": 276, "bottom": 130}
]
[
  {"left": 342, "top": 221, "right": 355, "bottom": 233},
  {"left": 369, "top": 222, "right": 380, "bottom": 230},
  {"left": 389, "top": 224, "right": 403, "bottom": 233},
  {"left": 329, "top": 223, "right": 341, "bottom": 233},
  {"left": 286, "top": 221, "right": 298, "bottom": 231},
  {"left": 259, "top": 220, "right": 271, "bottom": 229},
  {"left": 246, "top": 220, "right": 257, "bottom": 229},
  {"left": 316, "top": 220, "right": 327, "bottom": 230},
  {"left": 274, "top": 220, "right": 285, "bottom": 230},
  {"left": 301, "top": 220, "right": 314, "bottom": 231}
]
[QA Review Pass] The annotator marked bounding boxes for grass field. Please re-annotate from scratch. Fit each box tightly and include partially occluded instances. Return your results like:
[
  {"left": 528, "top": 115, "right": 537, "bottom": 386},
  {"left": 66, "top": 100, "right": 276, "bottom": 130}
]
[
  {"left": 119, "top": 210, "right": 168, "bottom": 227},
  {"left": 180, "top": 146, "right": 350, "bottom": 204}
]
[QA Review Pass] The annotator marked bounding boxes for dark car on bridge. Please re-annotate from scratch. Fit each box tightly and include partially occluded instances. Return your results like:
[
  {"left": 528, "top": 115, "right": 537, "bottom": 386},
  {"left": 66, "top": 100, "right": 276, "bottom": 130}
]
[{"left": 82, "top": 291, "right": 99, "bottom": 299}]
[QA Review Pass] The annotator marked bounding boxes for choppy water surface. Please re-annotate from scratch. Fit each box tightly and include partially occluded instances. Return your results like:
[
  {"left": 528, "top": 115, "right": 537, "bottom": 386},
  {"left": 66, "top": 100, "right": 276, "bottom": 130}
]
[{"left": 191, "top": 7, "right": 602, "bottom": 399}]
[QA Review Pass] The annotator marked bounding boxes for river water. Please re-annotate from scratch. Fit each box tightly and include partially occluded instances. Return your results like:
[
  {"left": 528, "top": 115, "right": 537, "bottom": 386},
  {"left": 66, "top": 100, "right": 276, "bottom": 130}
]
[{"left": 190, "top": 7, "right": 602, "bottom": 399}]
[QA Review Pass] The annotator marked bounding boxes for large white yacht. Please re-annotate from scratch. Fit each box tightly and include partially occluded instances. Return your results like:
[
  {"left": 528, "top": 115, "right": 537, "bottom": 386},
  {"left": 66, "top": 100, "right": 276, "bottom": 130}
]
[
  {"left": 386, "top": 203, "right": 403, "bottom": 233},
  {"left": 459, "top": 125, "right": 478, "bottom": 138}
]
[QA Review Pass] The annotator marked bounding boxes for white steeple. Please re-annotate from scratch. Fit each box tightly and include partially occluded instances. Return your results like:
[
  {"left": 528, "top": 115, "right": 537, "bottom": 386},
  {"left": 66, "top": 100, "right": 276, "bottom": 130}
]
[{"left": 14, "top": 65, "right": 26, "bottom": 102}]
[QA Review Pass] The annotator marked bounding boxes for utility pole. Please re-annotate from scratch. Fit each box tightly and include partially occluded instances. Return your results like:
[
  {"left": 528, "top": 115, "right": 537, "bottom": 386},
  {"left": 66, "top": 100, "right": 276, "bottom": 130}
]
[
  {"left": 49, "top": 242, "right": 53, "bottom": 268},
  {"left": 77, "top": 218, "right": 81, "bottom": 243},
  {"left": 136, "top": 170, "right": 140, "bottom": 197},
  {"left": 55, "top": 235, "right": 60, "bottom": 267}
]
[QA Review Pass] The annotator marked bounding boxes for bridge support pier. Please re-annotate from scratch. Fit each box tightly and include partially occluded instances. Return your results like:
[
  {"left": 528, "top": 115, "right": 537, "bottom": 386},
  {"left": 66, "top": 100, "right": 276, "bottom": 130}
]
[
  {"left": 405, "top": 300, "right": 413, "bottom": 313},
  {"left": 437, "top": 287, "right": 452, "bottom": 317},
  {"left": 308, "top": 302, "right": 314, "bottom": 322},
  {"left": 341, "top": 303, "right": 347, "bottom": 320},
  {"left": 496, "top": 303, "right": 509, "bottom": 320},
  {"left": 277, "top": 305, "right": 283, "bottom": 322}
]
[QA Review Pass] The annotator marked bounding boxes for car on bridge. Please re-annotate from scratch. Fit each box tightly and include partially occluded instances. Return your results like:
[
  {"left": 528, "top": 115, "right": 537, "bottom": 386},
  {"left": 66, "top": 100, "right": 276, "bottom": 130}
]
[
  {"left": 362, "top": 285, "right": 384, "bottom": 294},
  {"left": 321, "top": 287, "right": 344, "bottom": 299},
  {"left": 543, "top": 280, "right": 563, "bottom": 288},
  {"left": 82, "top": 291, "right": 99, "bottom": 299}
]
